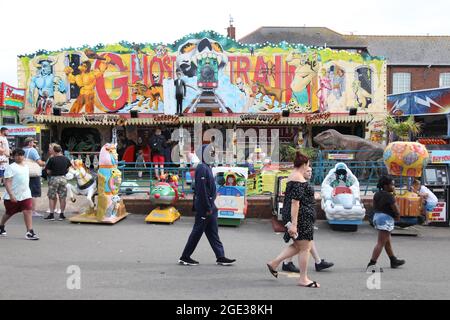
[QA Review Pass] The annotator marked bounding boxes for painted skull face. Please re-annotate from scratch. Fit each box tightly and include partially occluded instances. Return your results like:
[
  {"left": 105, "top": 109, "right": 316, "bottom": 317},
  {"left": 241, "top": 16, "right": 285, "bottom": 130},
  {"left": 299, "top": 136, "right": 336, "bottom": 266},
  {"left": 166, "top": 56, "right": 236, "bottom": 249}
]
[
  {"left": 176, "top": 38, "right": 228, "bottom": 78},
  {"left": 39, "top": 61, "right": 52, "bottom": 76},
  {"left": 236, "top": 77, "right": 244, "bottom": 90},
  {"left": 152, "top": 73, "right": 160, "bottom": 84}
]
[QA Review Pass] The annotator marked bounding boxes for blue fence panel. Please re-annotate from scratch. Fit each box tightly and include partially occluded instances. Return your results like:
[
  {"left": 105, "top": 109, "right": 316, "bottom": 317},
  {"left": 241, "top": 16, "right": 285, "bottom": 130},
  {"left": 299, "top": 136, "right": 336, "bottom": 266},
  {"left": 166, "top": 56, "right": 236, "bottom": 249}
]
[{"left": 117, "top": 150, "right": 412, "bottom": 197}]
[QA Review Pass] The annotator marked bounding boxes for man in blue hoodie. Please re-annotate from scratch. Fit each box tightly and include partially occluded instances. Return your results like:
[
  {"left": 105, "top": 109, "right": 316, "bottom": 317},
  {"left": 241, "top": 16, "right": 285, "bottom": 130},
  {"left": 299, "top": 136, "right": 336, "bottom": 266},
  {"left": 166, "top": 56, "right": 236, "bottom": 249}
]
[{"left": 179, "top": 144, "right": 236, "bottom": 266}]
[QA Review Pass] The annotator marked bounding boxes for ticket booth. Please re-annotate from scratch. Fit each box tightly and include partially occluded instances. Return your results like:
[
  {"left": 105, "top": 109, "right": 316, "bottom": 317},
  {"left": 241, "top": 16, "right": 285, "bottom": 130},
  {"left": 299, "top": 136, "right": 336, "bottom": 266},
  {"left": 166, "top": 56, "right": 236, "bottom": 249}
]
[{"left": 423, "top": 163, "right": 449, "bottom": 227}]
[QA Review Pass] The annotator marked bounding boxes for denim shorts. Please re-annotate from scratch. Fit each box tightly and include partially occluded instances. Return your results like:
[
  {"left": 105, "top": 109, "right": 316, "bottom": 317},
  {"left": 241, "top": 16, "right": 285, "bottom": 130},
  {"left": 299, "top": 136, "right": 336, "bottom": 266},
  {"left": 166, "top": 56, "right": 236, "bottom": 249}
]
[{"left": 373, "top": 213, "right": 395, "bottom": 232}]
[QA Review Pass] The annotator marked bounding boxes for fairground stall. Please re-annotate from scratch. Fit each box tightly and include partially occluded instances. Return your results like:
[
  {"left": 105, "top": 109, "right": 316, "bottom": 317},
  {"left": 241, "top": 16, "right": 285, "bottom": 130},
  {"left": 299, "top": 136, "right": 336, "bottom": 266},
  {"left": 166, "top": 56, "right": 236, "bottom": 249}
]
[
  {"left": 388, "top": 87, "right": 450, "bottom": 227},
  {"left": 16, "top": 31, "right": 388, "bottom": 221}
]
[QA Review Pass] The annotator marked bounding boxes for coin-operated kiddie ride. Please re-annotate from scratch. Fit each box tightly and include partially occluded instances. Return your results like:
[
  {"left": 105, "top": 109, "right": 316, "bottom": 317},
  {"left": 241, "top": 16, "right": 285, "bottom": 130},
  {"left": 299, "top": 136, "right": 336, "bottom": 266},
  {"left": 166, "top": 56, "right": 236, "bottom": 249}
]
[
  {"left": 212, "top": 167, "right": 248, "bottom": 227},
  {"left": 321, "top": 163, "right": 366, "bottom": 231},
  {"left": 69, "top": 143, "right": 128, "bottom": 224},
  {"left": 145, "top": 174, "right": 183, "bottom": 224},
  {"left": 384, "top": 141, "right": 430, "bottom": 229}
]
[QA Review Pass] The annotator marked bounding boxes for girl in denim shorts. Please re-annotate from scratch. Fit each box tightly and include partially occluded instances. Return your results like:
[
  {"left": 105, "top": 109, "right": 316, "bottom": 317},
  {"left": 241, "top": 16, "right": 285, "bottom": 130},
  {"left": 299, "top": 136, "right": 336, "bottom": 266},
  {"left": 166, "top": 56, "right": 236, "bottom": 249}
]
[{"left": 367, "top": 176, "right": 405, "bottom": 270}]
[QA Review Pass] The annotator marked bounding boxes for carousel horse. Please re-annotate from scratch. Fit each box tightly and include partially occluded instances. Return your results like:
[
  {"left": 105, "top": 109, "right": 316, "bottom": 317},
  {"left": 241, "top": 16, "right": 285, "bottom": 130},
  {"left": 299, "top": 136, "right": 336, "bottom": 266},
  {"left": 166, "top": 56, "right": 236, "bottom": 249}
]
[
  {"left": 321, "top": 163, "right": 366, "bottom": 222},
  {"left": 66, "top": 159, "right": 97, "bottom": 208}
]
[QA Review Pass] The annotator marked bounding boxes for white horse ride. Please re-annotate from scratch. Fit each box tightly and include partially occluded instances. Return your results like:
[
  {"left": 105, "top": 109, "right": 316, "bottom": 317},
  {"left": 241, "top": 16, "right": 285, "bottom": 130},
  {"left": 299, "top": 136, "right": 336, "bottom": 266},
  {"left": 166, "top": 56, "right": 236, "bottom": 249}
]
[{"left": 66, "top": 159, "right": 97, "bottom": 208}]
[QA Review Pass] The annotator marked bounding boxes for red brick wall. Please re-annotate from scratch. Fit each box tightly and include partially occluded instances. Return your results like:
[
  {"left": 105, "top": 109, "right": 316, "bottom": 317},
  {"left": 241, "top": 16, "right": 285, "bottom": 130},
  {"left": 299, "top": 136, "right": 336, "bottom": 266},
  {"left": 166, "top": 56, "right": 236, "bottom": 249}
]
[{"left": 388, "top": 66, "right": 450, "bottom": 94}]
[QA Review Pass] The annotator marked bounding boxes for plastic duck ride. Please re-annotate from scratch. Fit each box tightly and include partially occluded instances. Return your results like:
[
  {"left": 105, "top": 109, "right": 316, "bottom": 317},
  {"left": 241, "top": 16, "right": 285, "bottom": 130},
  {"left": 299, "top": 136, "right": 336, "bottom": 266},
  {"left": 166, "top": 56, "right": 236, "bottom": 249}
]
[{"left": 321, "top": 163, "right": 366, "bottom": 231}]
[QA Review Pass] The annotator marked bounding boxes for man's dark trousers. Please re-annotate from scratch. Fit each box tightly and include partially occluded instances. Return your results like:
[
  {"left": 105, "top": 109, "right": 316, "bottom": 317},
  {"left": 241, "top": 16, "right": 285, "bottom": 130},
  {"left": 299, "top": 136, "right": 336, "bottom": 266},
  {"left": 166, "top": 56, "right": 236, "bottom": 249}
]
[
  {"left": 176, "top": 94, "right": 183, "bottom": 114},
  {"left": 181, "top": 212, "right": 225, "bottom": 259}
]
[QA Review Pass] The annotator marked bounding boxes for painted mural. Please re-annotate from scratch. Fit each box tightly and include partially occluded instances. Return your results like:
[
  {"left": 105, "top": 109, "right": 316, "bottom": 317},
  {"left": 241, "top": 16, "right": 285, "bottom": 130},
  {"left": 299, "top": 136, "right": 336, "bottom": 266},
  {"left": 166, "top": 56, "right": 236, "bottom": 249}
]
[
  {"left": 18, "top": 31, "right": 386, "bottom": 115},
  {"left": 388, "top": 87, "right": 450, "bottom": 116}
]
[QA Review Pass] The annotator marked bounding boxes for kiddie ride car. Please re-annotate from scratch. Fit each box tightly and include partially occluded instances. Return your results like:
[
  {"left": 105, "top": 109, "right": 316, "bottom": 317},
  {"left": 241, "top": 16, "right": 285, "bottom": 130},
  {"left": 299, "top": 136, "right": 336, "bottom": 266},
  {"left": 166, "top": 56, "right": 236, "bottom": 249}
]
[
  {"left": 145, "top": 174, "right": 183, "bottom": 224},
  {"left": 212, "top": 167, "right": 248, "bottom": 227},
  {"left": 321, "top": 163, "right": 366, "bottom": 231}
]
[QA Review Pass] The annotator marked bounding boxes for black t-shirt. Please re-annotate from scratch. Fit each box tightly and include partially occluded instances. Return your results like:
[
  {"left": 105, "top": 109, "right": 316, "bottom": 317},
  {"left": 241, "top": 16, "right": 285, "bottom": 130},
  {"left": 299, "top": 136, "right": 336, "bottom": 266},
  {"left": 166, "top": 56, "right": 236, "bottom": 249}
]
[
  {"left": 373, "top": 190, "right": 398, "bottom": 218},
  {"left": 149, "top": 134, "right": 166, "bottom": 155},
  {"left": 45, "top": 155, "right": 71, "bottom": 176}
]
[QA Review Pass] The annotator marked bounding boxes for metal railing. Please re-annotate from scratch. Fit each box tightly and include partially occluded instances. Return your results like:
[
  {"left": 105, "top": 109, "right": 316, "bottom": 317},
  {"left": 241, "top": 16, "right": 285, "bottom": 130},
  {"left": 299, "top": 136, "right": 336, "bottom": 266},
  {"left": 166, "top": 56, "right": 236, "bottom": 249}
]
[
  {"left": 118, "top": 161, "right": 194, "bottom": 196},
  {"left": 117, "top": 157, "right": 410, "bottom": 197}
]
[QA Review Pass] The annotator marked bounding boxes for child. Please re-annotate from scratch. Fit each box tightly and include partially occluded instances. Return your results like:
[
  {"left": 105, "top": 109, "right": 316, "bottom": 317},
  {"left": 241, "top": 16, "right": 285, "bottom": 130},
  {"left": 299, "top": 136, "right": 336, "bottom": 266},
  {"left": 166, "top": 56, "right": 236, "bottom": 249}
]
[
  {"left": 367, "top": 176, "right": 405, "bottom": 271},
  {"left": 411, "top": 179, "right": 438, "bottom": 224},
  {"left": 0, "top": 148, "right": 8, "bottom": 186},
  {"left": 135, "top": 149, "right": 146, "bottom": 178}
]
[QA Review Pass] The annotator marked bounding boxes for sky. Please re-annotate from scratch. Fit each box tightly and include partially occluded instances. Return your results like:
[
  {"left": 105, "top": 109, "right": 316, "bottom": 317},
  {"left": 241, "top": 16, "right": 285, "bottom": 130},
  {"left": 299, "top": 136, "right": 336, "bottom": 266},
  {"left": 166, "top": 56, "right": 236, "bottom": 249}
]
[{"left": 1, "top": 0, "right": 449, "bottom": 86}]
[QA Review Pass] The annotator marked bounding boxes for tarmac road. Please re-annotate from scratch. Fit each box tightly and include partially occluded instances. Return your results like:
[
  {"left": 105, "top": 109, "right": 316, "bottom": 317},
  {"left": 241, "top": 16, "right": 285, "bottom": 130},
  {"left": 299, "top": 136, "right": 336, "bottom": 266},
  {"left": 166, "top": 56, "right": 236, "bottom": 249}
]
[{"left": 1, "top": 199, "right": 450, "bottom": 300}]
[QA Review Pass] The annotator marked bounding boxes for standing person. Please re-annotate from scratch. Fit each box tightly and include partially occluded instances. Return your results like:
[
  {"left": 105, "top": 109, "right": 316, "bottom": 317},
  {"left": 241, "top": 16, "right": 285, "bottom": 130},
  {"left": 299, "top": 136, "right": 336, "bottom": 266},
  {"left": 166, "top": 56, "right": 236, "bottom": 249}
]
[
  {"left": 162, "top": 126, "right": 173, "bottom": 164},
  {"left": 135, "top": 149, "right": 146, "bottom": 178},
  {"left": 367, "top": 176, "right": 405, "bottom": 270},
  {"left": 0, "top": 127, "right": 10, "bottom": 158},
  {"left": 44, "top": 143, "right": 61, "bottom": 214},
  {"left": 174, "top": 69, "right": 186, "bottom": 115},
  {"left": 0, "top": 148, "right": 39, "bottom": 240},
  {"left": 0, "top": 148, "right": 8, "bottom": 186},
  {"left": 23, "top": 137, "right": 46, "bottom": 217},
  {"left": 149, "top": 128, "right": 167, "bottom": 180},
  {"left": 282, "top": 167, "right": 334, "bottom": 273},
  {"left": 178, "top": 144, "right": 236, "bottom": 266},
  {"left": 266, "top": 152, "right": 320, "bottom": 288},
  {"left": 43, "top": 144, "right": 71, "bottom": 221}
]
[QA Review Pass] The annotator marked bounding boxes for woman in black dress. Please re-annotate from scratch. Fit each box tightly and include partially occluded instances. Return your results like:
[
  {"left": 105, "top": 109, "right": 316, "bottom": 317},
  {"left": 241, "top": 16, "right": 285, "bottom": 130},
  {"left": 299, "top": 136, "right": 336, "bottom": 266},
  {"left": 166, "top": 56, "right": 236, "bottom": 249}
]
[{"left": 267, "top": 152, "right": 320, "bottom": 288}]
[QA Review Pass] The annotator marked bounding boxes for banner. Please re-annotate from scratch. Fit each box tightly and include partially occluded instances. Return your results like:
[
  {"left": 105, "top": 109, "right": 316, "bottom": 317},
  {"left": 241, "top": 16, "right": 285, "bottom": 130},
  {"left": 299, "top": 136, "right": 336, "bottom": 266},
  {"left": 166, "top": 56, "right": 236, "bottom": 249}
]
[{"left": 0, "top": 83, "right": 26, "bottom": 109}]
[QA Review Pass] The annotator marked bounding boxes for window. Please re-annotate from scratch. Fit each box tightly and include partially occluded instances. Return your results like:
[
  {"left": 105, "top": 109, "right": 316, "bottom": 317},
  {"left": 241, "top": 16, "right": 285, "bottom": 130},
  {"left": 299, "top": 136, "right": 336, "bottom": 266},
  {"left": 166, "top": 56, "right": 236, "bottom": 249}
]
[
  {"left": 439, "top": 73, "right": 450, "bottom": 88},
  {"left": 2, "top": 117, "right": 17, "bottom": 125},
  {"left": 392, "top": 73, "right": 411, "bottom": 94}
]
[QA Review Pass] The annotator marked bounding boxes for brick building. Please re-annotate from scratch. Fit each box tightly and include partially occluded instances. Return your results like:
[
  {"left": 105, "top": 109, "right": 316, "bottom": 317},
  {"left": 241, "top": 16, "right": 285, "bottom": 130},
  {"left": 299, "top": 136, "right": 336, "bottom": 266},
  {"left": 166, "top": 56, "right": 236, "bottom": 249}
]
[{"left": 239, "top": 27, "right": 450, "bottom": 94}]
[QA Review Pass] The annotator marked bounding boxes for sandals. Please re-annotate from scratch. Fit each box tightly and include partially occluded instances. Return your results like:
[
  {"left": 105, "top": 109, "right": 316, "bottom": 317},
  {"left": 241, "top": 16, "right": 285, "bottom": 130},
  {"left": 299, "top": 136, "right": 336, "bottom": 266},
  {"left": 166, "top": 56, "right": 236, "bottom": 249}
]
[
  {"left": 299, "top": 281, "right": 320, "bottom": 288},
  {"left": 266, "top": 264, "right": 278, "bottom": 278}
]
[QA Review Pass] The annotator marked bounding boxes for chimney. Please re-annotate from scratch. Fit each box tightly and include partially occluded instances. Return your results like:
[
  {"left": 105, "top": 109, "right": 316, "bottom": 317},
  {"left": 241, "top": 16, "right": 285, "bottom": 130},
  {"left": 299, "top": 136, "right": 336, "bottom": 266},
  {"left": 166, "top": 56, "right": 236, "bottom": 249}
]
[{"left": 227, "top": 15, "right": 236, "bottom": 40}]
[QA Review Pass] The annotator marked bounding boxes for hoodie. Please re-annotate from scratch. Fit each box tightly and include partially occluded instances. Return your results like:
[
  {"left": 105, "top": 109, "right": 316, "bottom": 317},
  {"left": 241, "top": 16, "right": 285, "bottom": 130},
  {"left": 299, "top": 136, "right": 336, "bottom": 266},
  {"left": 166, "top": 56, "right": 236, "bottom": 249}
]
[{"left": 192, "top": 145, "right": 217, "bottom": 216}]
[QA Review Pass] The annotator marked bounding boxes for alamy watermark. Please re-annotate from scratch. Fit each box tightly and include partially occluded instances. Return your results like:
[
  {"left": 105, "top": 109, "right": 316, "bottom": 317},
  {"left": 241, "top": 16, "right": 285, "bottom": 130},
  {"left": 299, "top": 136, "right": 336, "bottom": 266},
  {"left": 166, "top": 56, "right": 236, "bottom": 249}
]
[
  {"left": 169, "top": 123, "right": 280, "bottom": 164},
  {"left": 66, "top": 265, "right": 81, "bottom": 290},
  {"left": 366, "top": 269, "right": 382, "bottom": 290}
]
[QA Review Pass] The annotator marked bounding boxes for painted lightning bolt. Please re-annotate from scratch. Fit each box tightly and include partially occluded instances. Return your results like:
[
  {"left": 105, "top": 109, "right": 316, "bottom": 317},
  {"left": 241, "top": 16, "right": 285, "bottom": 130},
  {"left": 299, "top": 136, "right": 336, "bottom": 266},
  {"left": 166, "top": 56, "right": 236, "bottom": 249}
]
[
  {"left": 392, "top": 98, "right": 408, "bottom": 113},
  {"left": 414, "top": 96, "right": 445, "bottom": 109}
]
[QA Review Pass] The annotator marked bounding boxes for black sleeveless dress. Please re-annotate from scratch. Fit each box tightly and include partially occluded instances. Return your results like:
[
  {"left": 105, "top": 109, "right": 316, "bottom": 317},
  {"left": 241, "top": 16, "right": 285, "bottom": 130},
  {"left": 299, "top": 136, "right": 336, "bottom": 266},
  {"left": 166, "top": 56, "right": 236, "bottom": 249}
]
[{"left": 283, "top": 181, "right": 316, "bottom": 242}]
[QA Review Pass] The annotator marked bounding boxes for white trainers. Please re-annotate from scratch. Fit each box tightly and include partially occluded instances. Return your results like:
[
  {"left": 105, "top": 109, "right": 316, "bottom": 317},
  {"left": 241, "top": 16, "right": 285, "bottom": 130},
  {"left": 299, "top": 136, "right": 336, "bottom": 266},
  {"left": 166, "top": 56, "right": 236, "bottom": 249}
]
[{"left": 32, "top": 211, "right": 44, "bottom": 217}]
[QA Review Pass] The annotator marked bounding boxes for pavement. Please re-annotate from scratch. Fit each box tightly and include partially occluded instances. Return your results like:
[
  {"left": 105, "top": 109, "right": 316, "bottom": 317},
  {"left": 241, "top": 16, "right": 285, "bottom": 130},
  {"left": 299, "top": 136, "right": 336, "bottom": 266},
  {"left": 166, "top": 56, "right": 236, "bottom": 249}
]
[{"left": 1, "top": 186, "right": 450, "bottom": 300}]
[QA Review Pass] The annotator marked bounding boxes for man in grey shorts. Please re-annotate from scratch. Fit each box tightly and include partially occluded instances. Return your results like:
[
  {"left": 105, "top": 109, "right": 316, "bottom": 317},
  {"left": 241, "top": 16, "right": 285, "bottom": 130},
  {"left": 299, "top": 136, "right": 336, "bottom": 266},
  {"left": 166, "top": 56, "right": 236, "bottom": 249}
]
[{"left": 43, "top": 144, "right": 71, "bottom": 221}]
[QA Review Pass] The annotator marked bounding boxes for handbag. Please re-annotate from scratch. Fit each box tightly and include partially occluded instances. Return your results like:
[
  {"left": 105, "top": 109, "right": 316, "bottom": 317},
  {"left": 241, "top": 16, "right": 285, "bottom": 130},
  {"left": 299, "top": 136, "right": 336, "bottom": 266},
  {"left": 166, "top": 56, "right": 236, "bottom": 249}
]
[{"left": 24, "top": 149, "right": 42, "bottom": 177}]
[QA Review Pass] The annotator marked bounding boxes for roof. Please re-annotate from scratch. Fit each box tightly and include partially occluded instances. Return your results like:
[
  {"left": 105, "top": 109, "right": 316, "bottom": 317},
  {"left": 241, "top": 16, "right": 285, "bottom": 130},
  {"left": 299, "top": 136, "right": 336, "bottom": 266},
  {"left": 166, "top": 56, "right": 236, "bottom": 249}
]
[
  {"left": 361, "top": 35, "right": 450, "bottom": 65},
  {"left": 239, "top": 27, "right": 367, "bottom": 49},
  {"left": 239, "top": 27, "right": 450, "bottom": 65}
]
